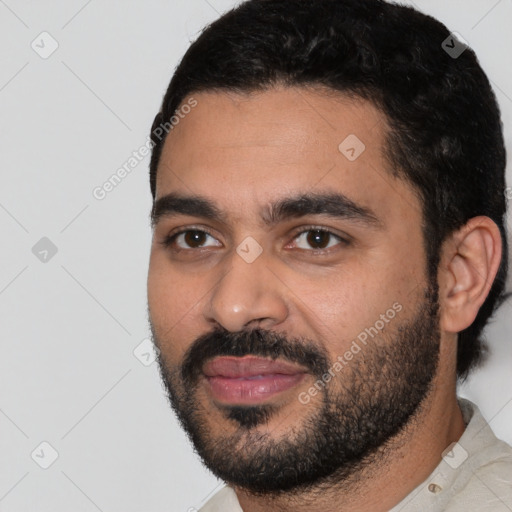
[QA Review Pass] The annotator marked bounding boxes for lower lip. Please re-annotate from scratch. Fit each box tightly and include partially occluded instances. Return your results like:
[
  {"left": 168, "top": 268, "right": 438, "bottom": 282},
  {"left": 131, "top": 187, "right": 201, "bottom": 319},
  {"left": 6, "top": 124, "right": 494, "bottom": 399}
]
[{"left": 205, "top": 373, "right": 306, "bottom": 404}]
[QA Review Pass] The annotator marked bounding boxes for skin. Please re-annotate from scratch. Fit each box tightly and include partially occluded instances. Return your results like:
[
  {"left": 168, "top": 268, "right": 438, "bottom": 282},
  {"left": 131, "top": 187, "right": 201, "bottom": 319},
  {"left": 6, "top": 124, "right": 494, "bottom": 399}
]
[{"left": 147, "top": 85, "right": 502, "bottom": 511}]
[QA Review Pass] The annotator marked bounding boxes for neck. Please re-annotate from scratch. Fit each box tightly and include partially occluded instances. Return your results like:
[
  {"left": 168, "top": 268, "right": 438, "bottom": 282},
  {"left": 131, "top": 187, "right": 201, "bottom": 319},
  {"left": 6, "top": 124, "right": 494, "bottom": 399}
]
[{"left": 235, "top": 368, "right": 465, "bottom": 512}]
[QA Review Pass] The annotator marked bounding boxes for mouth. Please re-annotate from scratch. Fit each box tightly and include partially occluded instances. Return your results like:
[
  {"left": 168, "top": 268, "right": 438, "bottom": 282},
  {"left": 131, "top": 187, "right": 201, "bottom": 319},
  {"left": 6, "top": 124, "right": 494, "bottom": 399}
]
[{"left": 202, "top": 355, "right": 309, "bottom": 405}]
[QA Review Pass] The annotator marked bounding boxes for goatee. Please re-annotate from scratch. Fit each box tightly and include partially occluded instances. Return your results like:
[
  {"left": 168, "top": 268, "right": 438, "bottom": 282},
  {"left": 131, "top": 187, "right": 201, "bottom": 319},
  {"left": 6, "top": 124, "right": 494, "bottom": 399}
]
[{"left": 150, "top": 284, "right": 440, "bottom": 495}]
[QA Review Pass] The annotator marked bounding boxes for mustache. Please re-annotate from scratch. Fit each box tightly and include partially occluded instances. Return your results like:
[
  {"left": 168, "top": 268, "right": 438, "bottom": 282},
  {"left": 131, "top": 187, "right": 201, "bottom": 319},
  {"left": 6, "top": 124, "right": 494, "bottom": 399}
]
[{"left": 181, "top": 326, "right": 330, "bottom": 386}]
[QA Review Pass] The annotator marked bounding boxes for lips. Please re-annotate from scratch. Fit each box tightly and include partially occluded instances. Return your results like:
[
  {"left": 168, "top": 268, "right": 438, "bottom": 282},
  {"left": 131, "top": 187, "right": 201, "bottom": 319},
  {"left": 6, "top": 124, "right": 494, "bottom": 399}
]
[
  {"left": 202, "top": 355, "right": 308, "bottom": 404},
  {"left": 203, "top": 355, "right": 307, "bottom": 378}
]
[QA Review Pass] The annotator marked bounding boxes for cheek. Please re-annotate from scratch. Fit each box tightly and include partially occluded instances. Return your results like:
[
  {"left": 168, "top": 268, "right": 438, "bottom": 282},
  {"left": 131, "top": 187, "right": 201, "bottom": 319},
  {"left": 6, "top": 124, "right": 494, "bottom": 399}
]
[
  {"left": 291, "top": 256, "right": 414, "bottom": 354},
  {"left": 284, "top": 266, "right": 373, "bottom": 353},
  {"left": 147, "top": 253, "right": 194, "bottom": 356}
]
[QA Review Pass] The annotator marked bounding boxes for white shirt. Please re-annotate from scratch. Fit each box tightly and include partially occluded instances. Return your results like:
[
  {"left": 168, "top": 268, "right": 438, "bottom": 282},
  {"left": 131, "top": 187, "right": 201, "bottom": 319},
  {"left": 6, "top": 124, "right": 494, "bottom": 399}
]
[{"left": 198, "top": 398, "right": 512, "bottom": 511}]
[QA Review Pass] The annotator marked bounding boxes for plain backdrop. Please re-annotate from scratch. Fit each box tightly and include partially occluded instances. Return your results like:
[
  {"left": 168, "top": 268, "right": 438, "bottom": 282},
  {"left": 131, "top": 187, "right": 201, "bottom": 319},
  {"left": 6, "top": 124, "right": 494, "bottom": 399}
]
[{"left": 0, "top": 1, "right": 511, "bottom": 511}]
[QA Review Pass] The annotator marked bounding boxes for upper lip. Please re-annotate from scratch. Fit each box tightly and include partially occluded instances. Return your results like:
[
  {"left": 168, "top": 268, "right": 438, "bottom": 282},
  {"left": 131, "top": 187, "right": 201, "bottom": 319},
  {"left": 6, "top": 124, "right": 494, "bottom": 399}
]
[{"left": 202, "top": 355, "right": 308, "bottom": 378}]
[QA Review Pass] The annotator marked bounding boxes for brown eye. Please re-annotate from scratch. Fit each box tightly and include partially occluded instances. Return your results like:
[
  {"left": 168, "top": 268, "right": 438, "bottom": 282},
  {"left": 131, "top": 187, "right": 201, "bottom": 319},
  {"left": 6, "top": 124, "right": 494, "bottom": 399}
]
[
  {"left": 292, "top": 228, "right": 347, "bottom": 251},
  {"left": 306, "top": 230, "right": 331, "bottom": 249},
  {"left": 161, "top": 229, "right": 221, "bottom": 250},
  {"left": 183, "top": 230, "right": 208, "bottom": 248}
]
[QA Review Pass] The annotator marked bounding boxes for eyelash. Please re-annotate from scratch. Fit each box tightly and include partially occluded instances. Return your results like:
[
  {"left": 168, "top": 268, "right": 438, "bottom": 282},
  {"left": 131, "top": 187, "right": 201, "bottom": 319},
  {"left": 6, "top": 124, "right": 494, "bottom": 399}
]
[{"left": 159, "top": 225, "right": 350, "bottom": 253}]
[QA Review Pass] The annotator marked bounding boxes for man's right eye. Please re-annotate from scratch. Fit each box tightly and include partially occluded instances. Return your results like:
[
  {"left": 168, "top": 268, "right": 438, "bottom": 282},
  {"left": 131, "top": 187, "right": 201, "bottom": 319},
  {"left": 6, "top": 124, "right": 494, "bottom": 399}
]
[{"left": 160, "top": 229, "right": 222, "bottom": 250}]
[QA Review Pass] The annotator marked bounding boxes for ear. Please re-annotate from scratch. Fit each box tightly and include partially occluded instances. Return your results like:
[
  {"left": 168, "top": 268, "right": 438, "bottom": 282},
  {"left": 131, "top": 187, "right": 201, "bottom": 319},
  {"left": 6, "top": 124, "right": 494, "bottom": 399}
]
[{"left": 439, "top": 216, "right": 502, "bottom": 333}]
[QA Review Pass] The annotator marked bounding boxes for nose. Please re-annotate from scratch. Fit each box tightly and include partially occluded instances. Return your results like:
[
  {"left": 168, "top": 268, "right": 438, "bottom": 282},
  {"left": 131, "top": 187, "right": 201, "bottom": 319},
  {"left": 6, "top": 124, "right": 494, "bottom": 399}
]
[{"left": 205, "top": 248, "right": 288, "bottom": 332}]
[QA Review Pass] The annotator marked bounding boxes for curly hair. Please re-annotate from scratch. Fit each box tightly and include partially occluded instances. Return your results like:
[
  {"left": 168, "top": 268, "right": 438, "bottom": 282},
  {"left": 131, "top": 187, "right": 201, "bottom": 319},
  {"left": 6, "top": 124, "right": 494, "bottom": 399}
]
[{"left": 148, "top": 0, "right": 509, "bottom": 380}]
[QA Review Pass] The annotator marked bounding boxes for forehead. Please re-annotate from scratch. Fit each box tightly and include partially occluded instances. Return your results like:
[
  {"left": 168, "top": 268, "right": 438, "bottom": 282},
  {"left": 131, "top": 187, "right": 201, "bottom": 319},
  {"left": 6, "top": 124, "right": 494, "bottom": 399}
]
[{"left": 154, "top": 86, "right": 421, "bottom": 227}]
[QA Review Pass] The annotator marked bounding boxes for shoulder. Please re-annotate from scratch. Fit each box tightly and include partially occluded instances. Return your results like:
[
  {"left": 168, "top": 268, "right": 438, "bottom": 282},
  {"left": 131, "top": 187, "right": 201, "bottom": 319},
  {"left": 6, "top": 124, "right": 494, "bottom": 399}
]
[
  {"left": 391, "top": 398, "right": 512, "bottom": 512},
  {"left": 198, "top": 485, "right": 242, "bottom": 512},
  {"left": 440, "top": 398, "right": 512, "bottom": 511},
  {"left": 446, "top": 452, "right": 512, "bottom": 511}
]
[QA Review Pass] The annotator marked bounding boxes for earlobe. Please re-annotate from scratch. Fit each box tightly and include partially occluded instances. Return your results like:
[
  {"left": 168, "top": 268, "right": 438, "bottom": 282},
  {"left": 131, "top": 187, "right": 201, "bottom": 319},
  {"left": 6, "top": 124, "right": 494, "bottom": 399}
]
[{"left": 440, "top": 216, "right": 502, "bottom": 333}]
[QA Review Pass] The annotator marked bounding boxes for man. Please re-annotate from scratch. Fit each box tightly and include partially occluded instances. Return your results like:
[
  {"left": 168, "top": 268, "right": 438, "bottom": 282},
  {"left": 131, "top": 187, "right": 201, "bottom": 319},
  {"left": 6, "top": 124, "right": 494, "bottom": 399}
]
[{"left": 147, "top": 0, "right": 512, "bottom": 510}]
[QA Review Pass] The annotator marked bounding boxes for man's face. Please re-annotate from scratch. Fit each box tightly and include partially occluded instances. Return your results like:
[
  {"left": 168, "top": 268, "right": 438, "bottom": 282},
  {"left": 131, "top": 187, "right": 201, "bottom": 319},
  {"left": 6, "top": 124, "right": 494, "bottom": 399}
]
[{"left": 147, "top": 86, "right": 440, "bottom": 493}]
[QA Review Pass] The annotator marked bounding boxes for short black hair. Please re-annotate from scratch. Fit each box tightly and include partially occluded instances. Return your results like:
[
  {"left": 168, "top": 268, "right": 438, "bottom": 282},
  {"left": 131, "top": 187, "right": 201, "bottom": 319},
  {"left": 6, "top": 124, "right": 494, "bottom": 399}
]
[{"left": 148, "top": 0, "right": 509, "bottom": 380}]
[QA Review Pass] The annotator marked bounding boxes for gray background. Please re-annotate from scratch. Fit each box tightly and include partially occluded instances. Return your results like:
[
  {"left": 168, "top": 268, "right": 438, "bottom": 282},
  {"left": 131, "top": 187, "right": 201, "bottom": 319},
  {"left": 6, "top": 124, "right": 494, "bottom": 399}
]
[{"left": 0, "top": 1, "right": 511, "bottom": 511}]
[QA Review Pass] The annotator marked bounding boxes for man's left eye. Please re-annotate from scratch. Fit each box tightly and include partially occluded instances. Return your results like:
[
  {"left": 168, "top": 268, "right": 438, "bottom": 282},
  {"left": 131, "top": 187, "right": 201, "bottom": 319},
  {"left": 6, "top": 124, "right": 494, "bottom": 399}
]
[{"left": 290, "top": 229, "right": 348, "bottom": 251}]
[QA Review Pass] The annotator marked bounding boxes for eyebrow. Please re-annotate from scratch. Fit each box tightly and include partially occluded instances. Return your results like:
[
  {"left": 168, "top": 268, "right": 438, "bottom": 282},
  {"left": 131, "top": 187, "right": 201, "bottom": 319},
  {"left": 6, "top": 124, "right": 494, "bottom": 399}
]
[{"left": 150, "top": 190, "right": 383, "bottom": 230}]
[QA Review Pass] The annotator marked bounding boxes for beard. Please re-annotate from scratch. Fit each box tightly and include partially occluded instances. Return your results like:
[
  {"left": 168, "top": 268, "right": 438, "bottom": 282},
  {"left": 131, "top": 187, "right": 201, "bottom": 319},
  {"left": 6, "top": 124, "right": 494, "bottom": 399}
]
[{"left": 150, "top": 283, "right": 440, "bottom": 496}]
